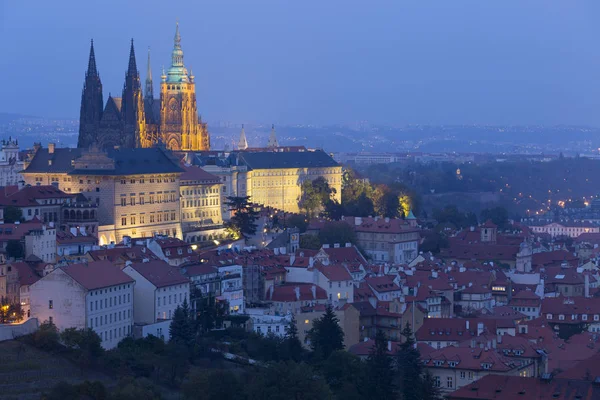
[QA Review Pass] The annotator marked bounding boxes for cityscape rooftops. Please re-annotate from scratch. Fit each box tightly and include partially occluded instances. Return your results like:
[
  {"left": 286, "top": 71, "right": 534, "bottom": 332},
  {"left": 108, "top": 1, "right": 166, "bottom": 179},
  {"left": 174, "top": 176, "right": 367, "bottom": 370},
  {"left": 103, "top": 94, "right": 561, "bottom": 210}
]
[{"left": 61, "top": 260, "right": 134, "bottom": 290}]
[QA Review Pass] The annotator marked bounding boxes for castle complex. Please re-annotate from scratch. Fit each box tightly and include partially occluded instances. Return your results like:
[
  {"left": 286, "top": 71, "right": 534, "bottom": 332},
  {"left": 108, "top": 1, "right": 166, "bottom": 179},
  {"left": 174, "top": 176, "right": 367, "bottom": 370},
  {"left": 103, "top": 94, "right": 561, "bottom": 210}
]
[{"left": 78, "top": 24, "right": 209, "bottom": 152}]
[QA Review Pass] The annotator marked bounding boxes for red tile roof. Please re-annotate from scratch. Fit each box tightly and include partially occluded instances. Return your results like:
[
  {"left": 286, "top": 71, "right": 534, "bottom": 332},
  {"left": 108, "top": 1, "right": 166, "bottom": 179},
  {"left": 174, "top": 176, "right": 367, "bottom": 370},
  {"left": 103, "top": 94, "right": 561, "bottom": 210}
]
[
  {"left": 416, "top": 318, "right": 497, "bottom": 342},
  {"left": 126, "top": 260, "right": 189, "bottom": 288},
  {"left": 316, "top": 263, "right": 352, "bottom": 281},
  {"left": 267, "top": 282, "right": 327, "bottom": 302},
  {"left": 11, "top": 262, "right": 41, "bottom": 286},
  {"left": 56, "top": 230, "right": 97, "bottom": 245},
  {"left": 0, "top": 185, "right": 74, "bottom": 207},
  {"left": 447, "top": 375, "right": 600, "bottom": 400},
  {"left": 61, "top": 261, "right": 134, "bottom": 290},
  {"left": 321, "top": 246, "right": 367, "bottom": 265},
  {"left": 365, "top": 275, "right": 401, "bottom": 293},
  {"left": 541, "top": 296, "right": 600, "bottom": 323},
  {"left": 179, "top": 165, "right": 221, "bottom": 184},
  {"left": 423, "top": 345, "right": 521, "bottom": 372}
]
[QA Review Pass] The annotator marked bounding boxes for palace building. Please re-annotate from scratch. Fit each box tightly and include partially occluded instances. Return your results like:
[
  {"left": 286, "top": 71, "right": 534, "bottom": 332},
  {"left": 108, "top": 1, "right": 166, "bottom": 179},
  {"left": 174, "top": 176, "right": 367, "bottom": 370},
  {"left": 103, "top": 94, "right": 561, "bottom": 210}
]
[{"left": 78, "top": 23, "right": 209, "bottom": 152}]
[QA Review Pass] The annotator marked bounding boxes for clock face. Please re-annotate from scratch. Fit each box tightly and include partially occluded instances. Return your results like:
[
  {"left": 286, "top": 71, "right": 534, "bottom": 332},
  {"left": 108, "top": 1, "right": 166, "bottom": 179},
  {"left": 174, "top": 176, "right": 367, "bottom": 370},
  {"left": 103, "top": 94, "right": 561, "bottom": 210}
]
[
  {"left": 291, "top": 234, "right": 298, "bottom": 241},
  {"left": 170, "top": 102, "right": 177, "bottom": 111}
]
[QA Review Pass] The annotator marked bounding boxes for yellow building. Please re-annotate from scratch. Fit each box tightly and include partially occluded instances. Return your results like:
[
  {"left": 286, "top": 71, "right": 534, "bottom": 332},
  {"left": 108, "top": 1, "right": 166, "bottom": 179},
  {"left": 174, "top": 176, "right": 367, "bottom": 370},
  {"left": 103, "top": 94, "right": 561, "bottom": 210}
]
[
  {"left": 237, "top": 150, "right": 342, "bottom": 213},
  {"left": 22, "top": 145, "right": 184, "bottom": 245}
]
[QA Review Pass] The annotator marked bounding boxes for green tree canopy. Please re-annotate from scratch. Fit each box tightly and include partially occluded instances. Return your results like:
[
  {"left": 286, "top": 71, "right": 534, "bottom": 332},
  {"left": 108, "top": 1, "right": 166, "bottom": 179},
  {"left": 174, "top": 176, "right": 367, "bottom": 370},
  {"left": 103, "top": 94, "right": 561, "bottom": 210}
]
[
  {"left": 225, "top": 196, "right": 259, "bottom": 239},
  {"left": 307, "top": 304, "right": 345, "bottom": 360},
  {"left": 169, "top": 298, "right": 195, "bottom": 347},
  {"left": 3, "top": 205, "right": 23, "bottom": 223},
  {"left": 318, "top": 221, "right": 357, "bottom": 247},
  {"left": 6, "top": 239, "right": 24, "bottom": 259},
  {"left": 364, "top": 331, "right": 396, "bottom": 400},
  {"left": 299, "top": 234, "right": 321, "bottom": 250}
]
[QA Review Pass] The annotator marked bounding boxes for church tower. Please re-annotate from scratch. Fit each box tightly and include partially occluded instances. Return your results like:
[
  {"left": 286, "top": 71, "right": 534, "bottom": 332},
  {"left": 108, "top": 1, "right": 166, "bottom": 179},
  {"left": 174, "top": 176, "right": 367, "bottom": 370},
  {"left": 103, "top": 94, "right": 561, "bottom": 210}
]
[
  {"left": 238, "top": 124, "right": 248, "bottom": 150},
  {"left": 159, "top": 23, "right": 209, "bottom": 151},
  {"left": 78, "top": 40, "right": 104, "bottom": 148},
  {"left": 121, "top": 40, "right": 146, "bottom": 148},
  {"left": 267, "top": 124, "right": 279, "bottom": 148}
]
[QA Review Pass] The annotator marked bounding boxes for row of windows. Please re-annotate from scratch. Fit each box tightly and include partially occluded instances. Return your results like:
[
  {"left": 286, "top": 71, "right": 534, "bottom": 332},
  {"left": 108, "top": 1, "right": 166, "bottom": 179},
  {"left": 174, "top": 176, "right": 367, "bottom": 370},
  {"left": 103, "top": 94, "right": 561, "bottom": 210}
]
[
  {"left": 120, "top": 193, "right": 177, "bottom": 206},
  {"left": 547, "top": 313, "right": 600, "bottom": 321},
  {"left": 121, "top": 212, "right": 177, "bottom": 226},
  {"left": 120, "top": 177, "right": 176, "bottom": 184},
  {"left": 90, "top": 293, "right": 131, "bottom": 311},
  {"left": 181, "top": 187, "right": 219, "bottom": 195},
  {"left": 183, "top": 198, "right": 219, "bottom": 208},
  {"left": 90, "top": 309, "right": 131, "bottom": 328},
  {"left": 100, "top": 325, "right": 131, "bottom": 342},
  {"left": 157, "top": 292, "right": 187, "bottom": 307},
  {"left": 182, "top": 210, "right": 220, "bottom": 220}
]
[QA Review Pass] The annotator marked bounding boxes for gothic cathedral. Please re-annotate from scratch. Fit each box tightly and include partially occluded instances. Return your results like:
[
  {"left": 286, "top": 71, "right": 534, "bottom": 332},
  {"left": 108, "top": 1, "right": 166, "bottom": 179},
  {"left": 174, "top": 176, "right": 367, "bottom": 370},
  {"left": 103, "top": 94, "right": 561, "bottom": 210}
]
[{"left": 78, "top": 24, "right": 210, "bottom": 151}]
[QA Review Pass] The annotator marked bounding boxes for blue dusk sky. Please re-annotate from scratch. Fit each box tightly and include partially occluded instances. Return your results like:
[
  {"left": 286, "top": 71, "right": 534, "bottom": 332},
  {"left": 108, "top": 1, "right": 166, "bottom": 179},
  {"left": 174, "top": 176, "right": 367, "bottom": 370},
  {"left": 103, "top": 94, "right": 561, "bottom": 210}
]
[{"left": 0, "top": 0, "right": 599, "bottom": 126}]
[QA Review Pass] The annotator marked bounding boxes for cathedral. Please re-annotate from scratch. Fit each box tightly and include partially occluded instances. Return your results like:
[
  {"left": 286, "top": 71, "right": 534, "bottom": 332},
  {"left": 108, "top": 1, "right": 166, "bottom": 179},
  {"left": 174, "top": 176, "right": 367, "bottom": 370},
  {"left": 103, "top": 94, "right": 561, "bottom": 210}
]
[{"left": 78, "top": 24, "right": 210, "bottom": 151}]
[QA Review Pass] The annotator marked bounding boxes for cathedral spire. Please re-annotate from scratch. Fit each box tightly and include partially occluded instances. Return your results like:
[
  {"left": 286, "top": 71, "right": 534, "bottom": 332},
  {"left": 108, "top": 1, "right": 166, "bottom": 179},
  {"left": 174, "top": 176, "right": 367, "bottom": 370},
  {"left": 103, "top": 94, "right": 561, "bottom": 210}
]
[
  {"left": 171, "top": 22, "right": 184, "bottom": 68},
  {"left": 238, "top": 124, "right": 248, "bottom": 150},
  {"left": 87, "top": 39, "right": 98, "bottom": 77},
  {"left": 127, "top": 39, "right": 138, "bottom": 76},
  {"left": 145, "top": 47, "right": 153, "bottom": 100},
  {"left": 267, "top": 124, "right": 279, "bottom": 148}
]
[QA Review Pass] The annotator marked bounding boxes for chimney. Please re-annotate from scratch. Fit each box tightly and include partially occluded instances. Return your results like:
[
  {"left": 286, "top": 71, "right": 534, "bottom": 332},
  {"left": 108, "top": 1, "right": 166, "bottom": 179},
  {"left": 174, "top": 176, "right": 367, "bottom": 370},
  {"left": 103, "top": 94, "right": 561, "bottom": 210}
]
[
  {"left": 492, "top": 338, "right": 497, "bottom": 349},
  {"left": 470, "top": 339, "right": 476, "bottom": 348},
  {"left": 309, "top": 256, "right": 314, "bottom": 267},
  {"left": 431, "top": 270, "right": 438, "bottom": 279},
  {"left": 48, "top": 143, "right": 55, "bottom": 154},
  {"left": 585, "top": 274, "right": 590, "bottom": 298},
  {"left": 385, "top": 217, "right": 390, "bottom": 223},
  {"left": 17, "top": 180, "right": 25, "bottom": 190},
  {"left": 295, "top": 286, "right": 301, "bottom": 301},
  {"left": 311, "top": 285, "right": 317, "bottom": 299},
  {"left": 274, "top": 247, "right": 280, "bottom": 255},
  {"left": 334, "top": 243, "right": 340, "bottom": 248},
  {"left": 125, "top": 260, "right": 132, "bottom": 267},
  {"left": 323, "top": 244, "right": 330, "bottom": 249},
  {"left": 355, "top": 217, "right": 362, "bottom": 226},
  {"left": 470, "top": 226, "right": 475, "bottom": 232},
  {"left": 497, "top": 333, "right": 502, "bottom": 344},
  {"left": 387, "top": 341, "right": 392, "bottom": 352},
  {"left": 345, "top": 243, "right": 351, "bottom": 248},
  {"left": 477, "top": 322, "right": 484, "bottom": 336},
  {"left": 466, "top": 320, "right": 470, "bottom": 330},
  {"left": 269, "top": 285, "right": 274, "bottom": 300}
]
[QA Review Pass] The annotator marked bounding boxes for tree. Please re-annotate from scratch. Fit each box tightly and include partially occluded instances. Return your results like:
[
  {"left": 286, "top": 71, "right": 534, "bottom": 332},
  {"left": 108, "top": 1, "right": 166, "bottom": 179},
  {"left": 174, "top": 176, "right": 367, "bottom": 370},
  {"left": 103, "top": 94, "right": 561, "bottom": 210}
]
[
  {"left": 245, "top": 361, "right": 332, "bottom": 400},
  {"left": 0, "top": 297, "right": 24, "bottom": 323},
  {"left": 299, "top": 177, "right": 335, "bottom": 217},
  {"left": 194, "top": 292, "right": 227, "bottom": 333},
  {"left": 344, "top": 192, "right": 375, "bottom": 217},
  {"left": 421, "top": 370, "right": 442, "bottom": 400},
  {"left": 32, "top": 320, "right": 60, "bottom": 351},
  {"left": 169, "top": 298, "right": 195, "bottom": 347},
  {"left": 299, "top": 234, "right": 321, "bottom": 250},
  {"left": 363, "top": 331, "right": 396, "bottom": 399},
  {"left": 182, "top": 369, "right": 243, "bottom": 400},
  {"left": 307, "top": 304, "right": 344, "bottom": 360},
  {"left": 286, "top": 214, "right": 309, "bottom": 233},
  {"left": 225, "top": 196, "right": 259, "bottom": 240},
  {"left": 397, "top": 323, "right": 423, "bottom": 400},
  {"left": 281, "top": 314, "right": 304, "bottom": 362},
  {"left": 3, "top": 206, "right": 23, "bottom": 223},
  {"left": 321, "top": 350, "right": 364, "bottom": 400},
  {"left": 60, "top": 328, "right": 103, "bottom": 372},
  {"left": 419, "top": 231, "right": 449, "bottom": 254},
  {"left": 323, "top": 199, "right": 344, "bottom": 220},
  {"left": 481, "top": 206, "right": 509, "bottom": 230},
  {"left": 110, "top": 377, "right": 162, "bottom": 400},
  {"left": 6, "top": 239, "right": 24, "bottom": 259},
  {"left": 318, "top": 221, "right": 357, "bottom": 247}
]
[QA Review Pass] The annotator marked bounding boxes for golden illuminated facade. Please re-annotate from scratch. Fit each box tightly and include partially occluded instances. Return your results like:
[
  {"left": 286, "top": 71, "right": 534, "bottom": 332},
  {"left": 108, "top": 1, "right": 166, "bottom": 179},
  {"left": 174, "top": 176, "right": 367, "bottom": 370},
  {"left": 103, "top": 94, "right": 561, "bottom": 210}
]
[{"left": 78, "top": 24, "right": 209, "bottom": 152}]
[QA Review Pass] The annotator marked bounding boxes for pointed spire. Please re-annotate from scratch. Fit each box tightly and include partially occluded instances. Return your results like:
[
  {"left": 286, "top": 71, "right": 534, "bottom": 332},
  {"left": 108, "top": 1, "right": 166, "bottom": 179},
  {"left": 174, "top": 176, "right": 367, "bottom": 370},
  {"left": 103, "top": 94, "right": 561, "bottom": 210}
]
[
  {"left": 145, "top": 47, "right": 154, "bottom": 100},
  {"left": 238, "top": 124, "right": 248, "bottom": 150},
  {"left": 267, "top": 124, "right": 279, "bottom": 148},
  {"left": 87, "top": 39, "right": 98, "bottom": 77},
  {"left": 127, "top": 39, "right": 138, "bottom": 76},
  {"left": 174, "top": 21, "right": 181, "bottom": 49}
]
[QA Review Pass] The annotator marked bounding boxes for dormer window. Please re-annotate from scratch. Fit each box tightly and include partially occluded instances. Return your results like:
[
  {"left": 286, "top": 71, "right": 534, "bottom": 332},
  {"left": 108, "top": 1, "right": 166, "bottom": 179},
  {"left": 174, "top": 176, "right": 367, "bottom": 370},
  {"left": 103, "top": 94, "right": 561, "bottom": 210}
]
[
  {"left": 559, "top": 314, "right": 565, "bottom": 321},
  {"left": 571, "top": 314, "right": 577, "bottom": 320},
  {"left": 165, "top": 250, "right": 171, "bottom": 256},
  {"left": 187, "top": 249, "right": 192, "bottom": 254},
  {"left": 178, "top": 248, "right": 183, "bottom": 255},
  {"left": 481, "top": 363, "right": 491, "bottom": 370},
  {"left": 448, "top": 361, "right": 458, "bottom": 368},
  {"left": 547, "top": 314, "right": 553, "bottom": 320},
  {"left": 514, "top": 350, "right": 523, "bottom": 356},
  {"left": 434, "top": 360, "right": 444, "bottom": 367},
  {"left": 582, "top": 315, "right": 588, "bottom": 321},
  {"left": 595, "top": 315, "right": 599, "bottom": 321}
]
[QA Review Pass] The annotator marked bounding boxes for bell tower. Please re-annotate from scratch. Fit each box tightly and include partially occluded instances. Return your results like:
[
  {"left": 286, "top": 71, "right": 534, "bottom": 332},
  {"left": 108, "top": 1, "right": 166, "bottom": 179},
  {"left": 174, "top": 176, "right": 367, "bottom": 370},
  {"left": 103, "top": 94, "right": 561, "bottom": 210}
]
[
  {"left": 159, "top": 23, "right": 209, "bottom": 151},
  {"left": 78, "top": 40, "right": 104, "bottom": 148}
]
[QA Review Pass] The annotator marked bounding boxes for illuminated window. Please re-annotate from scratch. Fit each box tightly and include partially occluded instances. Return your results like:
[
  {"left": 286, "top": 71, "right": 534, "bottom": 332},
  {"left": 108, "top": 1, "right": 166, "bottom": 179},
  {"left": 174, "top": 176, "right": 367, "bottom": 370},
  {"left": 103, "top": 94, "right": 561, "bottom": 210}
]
[{"left": 304, "top": 319, "right": 309, "bottom": 324}]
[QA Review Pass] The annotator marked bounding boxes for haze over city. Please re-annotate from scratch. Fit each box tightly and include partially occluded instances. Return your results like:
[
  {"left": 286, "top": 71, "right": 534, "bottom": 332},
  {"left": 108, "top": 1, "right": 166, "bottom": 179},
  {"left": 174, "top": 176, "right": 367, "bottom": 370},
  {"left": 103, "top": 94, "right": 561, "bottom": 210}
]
[{"left": 2, "top": 0, "right": 600, "bottom": 126}]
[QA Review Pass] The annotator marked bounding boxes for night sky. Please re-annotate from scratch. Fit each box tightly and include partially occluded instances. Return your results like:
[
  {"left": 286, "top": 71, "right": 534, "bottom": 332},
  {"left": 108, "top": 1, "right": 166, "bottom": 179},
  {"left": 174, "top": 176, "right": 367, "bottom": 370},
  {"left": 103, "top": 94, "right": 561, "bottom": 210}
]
[{"left": 1, "top": 0, "right": 599, "bottom": 126}]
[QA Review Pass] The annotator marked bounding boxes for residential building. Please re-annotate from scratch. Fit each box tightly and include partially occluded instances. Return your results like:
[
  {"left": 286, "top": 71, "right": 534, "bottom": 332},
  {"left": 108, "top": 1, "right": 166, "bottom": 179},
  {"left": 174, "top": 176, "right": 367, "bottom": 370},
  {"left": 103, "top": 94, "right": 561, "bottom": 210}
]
[
  {"left": 179, "top": 164, "right": 224, "bottom": 243},
  {"left": 218, "top": 264, "right": 244, "bottom": 314},
  {"left": 508, "top": 290, "right": 541, "bottom": 320},
  {"left": 296, "top": 303, "right": 360, "bottom": 349},
  {"left": 29, "top": 261, "right": 135, "bottom": 349},
  {"left": 527, "top": 221, "right": 600, "bottom": 238},
  {"left": 0, "top": 138, "right": 23, "bottom": 187},
  {"left": 247, "top": 308, "right": 291, "bottom": 337},
  {"left": 0, "top": 184, "right": 74, "bottom": 225},
  {"left": 267, "top": 282, "right": 328, "bottom": 315},
  {"left": 122, "top": 260, "right": 190, "bottom": 334}
]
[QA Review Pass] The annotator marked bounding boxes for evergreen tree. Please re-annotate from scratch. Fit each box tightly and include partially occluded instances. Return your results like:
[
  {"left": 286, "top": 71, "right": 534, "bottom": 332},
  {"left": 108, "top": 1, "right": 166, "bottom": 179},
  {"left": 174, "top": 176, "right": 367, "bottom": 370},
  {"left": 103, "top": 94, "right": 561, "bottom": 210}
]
[
  {"left": 225, "top": 196, "right": 259, "bottom": 239},
  {"left": 421, "top": 370, "right": 442, "bottom": 400},
  {"left": 364, "top": 330, "right": 396, "bottom": 400},
  {"left": 281, "top": 314, "right": 303, "bottom": 362},
  {"left": 6, "top": 240, "right": 24, "bottom": 260},
  {"left": 169, "top": 298, "right": 195, "bottom": 347},
  {"left": 397, "top": 322, "right": 422, "bottom": 400},
  {"left": 307, "top": 304, "right": 344, "bottom": 359},
  {"left": 3, "top": 206, "right": 23, "bottom": 223}
]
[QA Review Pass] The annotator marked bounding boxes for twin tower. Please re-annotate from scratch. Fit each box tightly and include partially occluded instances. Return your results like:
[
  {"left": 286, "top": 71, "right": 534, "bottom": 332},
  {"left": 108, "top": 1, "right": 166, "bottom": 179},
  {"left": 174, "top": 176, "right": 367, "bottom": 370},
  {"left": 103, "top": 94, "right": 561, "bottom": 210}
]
[{"left": 78, "top": 24, "right": 210, "bottom": 151}]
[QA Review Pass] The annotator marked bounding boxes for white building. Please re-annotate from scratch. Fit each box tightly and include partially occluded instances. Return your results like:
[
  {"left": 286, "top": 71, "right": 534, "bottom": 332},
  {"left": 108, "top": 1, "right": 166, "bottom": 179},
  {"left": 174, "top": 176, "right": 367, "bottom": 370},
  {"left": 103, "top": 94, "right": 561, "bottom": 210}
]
[
  {"left": 247, "top": 308, "right": 291, "bottom": 337},
  {"left": 0, "top": 138, "right": 23, "bottom": 187},
  {"left": 528, "top": 221, "right": 600, "bottom": 238},
  {"left": 122, "top": 260, "right": 190, "bottom": 341},
  {"left": 217, "top": 264, "right": 244, "bottom": 314},
  {"left": 29, "top": 261, "right": 135, "bottom": 349}
]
